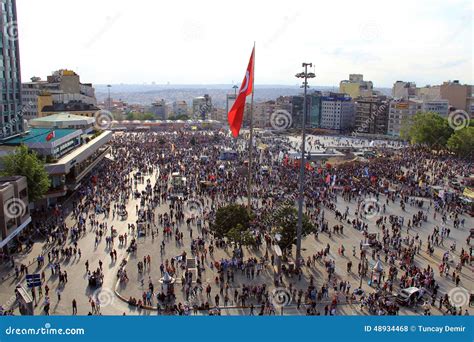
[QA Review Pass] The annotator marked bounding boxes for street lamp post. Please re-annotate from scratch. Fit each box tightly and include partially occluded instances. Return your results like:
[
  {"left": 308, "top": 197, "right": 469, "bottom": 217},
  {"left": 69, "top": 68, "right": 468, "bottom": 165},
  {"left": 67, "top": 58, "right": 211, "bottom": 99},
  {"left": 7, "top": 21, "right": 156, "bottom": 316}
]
[
  {"left": 295, "top": 63, "right": 315, "bottom": 269},
  {"left": 359, "top": 256, "right": 365, "bottom": 288},
  {"left": 107, "top": 84, "right": 112, "bottom": 111},
  {"left": 232, "top": 85, "right": 238, "bottom": 97}
]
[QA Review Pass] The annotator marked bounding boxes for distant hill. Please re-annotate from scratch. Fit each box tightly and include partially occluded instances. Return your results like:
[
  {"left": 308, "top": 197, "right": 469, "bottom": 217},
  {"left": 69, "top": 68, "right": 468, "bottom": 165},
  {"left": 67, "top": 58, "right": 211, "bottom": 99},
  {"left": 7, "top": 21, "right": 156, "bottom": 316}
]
[{"left": 95, "top": 84, "right": 391, "bottom": 107}]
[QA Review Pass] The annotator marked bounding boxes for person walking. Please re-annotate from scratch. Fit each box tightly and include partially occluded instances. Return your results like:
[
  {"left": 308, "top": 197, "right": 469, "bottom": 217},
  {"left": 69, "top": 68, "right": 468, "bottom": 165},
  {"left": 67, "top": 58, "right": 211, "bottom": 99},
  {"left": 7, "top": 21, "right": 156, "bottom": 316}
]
[{"left": 72, "top": 299, "right": 77, "bottom": 315}]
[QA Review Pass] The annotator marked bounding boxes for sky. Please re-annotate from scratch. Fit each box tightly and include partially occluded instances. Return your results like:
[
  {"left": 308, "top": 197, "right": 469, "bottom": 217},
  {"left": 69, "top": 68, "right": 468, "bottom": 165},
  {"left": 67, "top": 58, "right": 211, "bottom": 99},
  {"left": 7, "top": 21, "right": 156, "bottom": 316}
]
[{"left": 16, "top": 0, "right": 473, "bottom": 87}]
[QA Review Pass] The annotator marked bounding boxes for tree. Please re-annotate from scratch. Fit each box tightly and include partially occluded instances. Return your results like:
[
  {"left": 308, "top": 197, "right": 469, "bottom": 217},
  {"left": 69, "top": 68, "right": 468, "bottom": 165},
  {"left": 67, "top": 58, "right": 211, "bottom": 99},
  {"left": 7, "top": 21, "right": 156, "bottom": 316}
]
[
  {"left": 401, "top": 112, "right": 453, "bottom": 148},
  {"left": 267, "top": 206, "right": 314, "bottom": 254},
  {"left": 176, "top": 114, "right": 189, "bottom": 120},
  {"left": 210, "top": 204, "right": 250, "bottom": 239},
  {"left": 447, "top": 127, "right": 474, "bottom": 157},
  {"left": 227, "top": 224, "right": 256, "bottom": 247},
  {"left": 126, "top": 112, "right": 135, "bottom": 120},
  {"left": 168, "top": 114, "right": 189, "bottom": 121},
  {"left": 1, "top": 145, "right": 50, "bottom": 202},
  {"left": 143, "top": 113, "right": 155, "bottom": 120}
]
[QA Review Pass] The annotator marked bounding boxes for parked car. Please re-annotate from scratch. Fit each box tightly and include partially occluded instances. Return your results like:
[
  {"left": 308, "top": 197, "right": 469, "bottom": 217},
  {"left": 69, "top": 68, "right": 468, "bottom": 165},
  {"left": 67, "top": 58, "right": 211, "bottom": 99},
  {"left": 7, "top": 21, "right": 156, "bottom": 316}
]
[{"left": 396, "top": 287, "right": 423, "bottom": 306}]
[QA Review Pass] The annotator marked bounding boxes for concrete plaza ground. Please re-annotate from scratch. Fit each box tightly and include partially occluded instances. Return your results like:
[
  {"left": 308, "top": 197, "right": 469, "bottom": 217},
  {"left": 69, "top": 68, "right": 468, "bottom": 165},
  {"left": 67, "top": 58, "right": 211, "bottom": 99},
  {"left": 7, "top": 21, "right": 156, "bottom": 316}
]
[{"left": 0, "top": 143, "right": 472, "bottom": 316}]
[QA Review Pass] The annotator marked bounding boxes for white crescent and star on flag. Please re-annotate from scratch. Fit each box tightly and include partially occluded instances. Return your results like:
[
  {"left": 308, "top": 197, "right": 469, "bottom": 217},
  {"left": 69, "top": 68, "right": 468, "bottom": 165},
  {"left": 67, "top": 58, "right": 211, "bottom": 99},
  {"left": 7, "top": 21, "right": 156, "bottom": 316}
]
[{"left": 239, "top": 71, "right": 250, "bottom": 94}]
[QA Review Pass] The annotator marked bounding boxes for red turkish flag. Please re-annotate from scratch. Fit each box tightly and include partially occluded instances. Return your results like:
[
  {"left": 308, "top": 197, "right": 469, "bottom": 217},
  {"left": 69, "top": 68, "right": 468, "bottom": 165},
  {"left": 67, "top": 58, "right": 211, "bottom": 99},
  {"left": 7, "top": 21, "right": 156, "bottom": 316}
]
[
  {"left": 228, "top": 47, "right": 255, "bottom": 137},
  {"left": 46, "top": 130, "right": 55, "bottom": 141}
]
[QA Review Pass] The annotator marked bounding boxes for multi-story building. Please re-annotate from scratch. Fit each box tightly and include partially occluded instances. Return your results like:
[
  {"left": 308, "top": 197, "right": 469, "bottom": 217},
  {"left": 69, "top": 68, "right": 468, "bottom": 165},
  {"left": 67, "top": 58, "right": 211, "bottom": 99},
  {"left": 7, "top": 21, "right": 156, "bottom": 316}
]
[
  {"left": 291, "top": 96, "right": 305, "bottom": 128},
  {"left": 308, "top": 93, "right": 323, "bottom": 129},
  {"left": 0, "top": 0, "right": 23, "bottom": 142},
  {"left": 28, "top": 113, "right": 96, "bottom": 133},
  {"left": 398, "top": 81, "right": 473, "bottom": 117},
  {"left": 0, "top": 176, "right": 31, "bottom": 252},
  {"left": 225, "top": 94, "right": 236, "bottom": 116},
  {"left": 416, "top": 85, "right": 441, "bottom": 101},
  {"left": 291, "top": 93, "right": 322, "bottom": 129},
  {"left": 392, "top": 81, "right": 417, "bottom": 99},
  {"left": 20, "top": 85, "right": 40, "bottom": 120},
  {"left": 320, "top": 93, "right": 355, "bottom": 131},
  {"left": 37, "top": 95, "right": 100, "bottom": 118},
  {"left": 2, "top": 117, "right": 112, "bottom": 205},
  {"left": 387, "top": 99, "right": 423, "bottom": 136},
  {"left": 192, "top": 95, "right": 212, "bottom": 120},
  {"left": 440, "top": 80, "right": 473, "bottom": 112},
  {"left": 242, "top": 101, "right": 272, "bottom": 128},
  {"left": 0, "top": 176, "right": 31, "bottom": 254},
  {"left": 150, "top": 99, "right": 168, "bottom": 120},
  {"left": 422, "top": 100, "right": 449, "bottom": 117},
  {"left": 354, "top": 96, "right": 390, "bottom": 135},
  {"left": 172, "top": 100, "right": 188, "bottom": 117},
  {"left": 21, "top": 70, "right": 96, "bottom": 120},
  {"left": 339, "top": 74, "right": 373, "bottom": 99},
  {"left": 210, "top": 107, "right": 227, "bottom": 123}
]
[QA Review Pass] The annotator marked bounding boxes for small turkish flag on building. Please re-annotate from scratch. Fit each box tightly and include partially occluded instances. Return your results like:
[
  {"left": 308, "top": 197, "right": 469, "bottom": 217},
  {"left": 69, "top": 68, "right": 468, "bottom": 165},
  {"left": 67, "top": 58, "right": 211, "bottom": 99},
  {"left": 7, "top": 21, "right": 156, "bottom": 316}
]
[
  {"left": 46, "top": 130, "right": 55, "bottom": 141},
  {"left": 228, "top": 46, "right": 255, "bottom": 137}
]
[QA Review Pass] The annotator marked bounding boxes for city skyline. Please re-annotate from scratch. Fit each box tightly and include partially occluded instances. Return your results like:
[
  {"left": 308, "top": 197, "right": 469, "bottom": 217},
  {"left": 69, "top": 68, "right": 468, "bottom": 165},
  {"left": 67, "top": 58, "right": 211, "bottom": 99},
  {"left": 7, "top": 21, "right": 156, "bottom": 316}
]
[{"left": 17, "top": 0, "right": 472, "bottom": 87}]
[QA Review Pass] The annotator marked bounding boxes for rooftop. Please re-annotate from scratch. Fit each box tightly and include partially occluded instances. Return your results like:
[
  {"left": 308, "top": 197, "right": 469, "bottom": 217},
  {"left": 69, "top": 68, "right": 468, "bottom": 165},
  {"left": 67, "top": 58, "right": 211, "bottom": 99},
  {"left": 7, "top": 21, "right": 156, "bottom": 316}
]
[
  {"left": 3, "top": 128, "right": 79, "bottom": 145},
  {"left": 30, "top": 113, "right": 95, "bottom": 123},
  {"left": 42, "top": 101, "right": 99, "bottom": 113}
]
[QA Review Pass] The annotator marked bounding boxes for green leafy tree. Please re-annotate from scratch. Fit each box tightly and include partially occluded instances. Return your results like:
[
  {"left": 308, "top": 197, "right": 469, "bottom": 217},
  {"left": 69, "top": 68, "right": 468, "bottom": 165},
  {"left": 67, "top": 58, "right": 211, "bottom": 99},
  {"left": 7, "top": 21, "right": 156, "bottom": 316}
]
[
  {"left": 268, "top": 206, "right": 314, "bottom": 254},
  {"left": 401, "top": 112, "right": 453, "bottom": 148},
  {"left": 447, "top": 127, "right": 474, "bottom": 157},
  {"left": 227, "top": 224, "right": 256, "bottom": 247},
  {"left": 176, "top": 114, "right": 190, "bottom": 120},
  {"left": 211, "top": 204, "right": 250, "bottom": 239},
  {"left": 143, "top": 113, "right": 155, "bottom": 120},
  {"left": 126, "top": 112, "right": 135, "bottom": 120},
  {"left": 1, "top": 145, "right": 50, "bottom": 202}
]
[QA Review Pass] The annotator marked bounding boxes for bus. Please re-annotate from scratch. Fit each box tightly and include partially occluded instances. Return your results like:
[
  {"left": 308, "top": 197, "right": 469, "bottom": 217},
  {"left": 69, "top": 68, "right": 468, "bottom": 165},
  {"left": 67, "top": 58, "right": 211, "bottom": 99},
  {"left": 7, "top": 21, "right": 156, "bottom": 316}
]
[{"left": 169, "top": 172, "right": 187, "bottom": 199}]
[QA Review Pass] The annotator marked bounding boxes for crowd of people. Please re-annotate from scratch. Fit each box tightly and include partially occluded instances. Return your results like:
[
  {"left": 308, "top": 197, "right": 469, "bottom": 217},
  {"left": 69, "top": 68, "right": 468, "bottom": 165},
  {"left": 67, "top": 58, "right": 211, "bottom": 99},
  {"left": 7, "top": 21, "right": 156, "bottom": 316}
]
[{"left": 2, "top": 129, "right": 472, "bottom": 316}]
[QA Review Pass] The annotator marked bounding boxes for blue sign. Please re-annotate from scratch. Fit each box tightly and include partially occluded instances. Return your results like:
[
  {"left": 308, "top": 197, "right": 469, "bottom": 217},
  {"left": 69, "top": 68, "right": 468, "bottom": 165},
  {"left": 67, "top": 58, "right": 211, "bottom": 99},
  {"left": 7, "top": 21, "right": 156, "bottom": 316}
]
[
  {"left": 25, "top": 274, "right": 41, "bottom": 288},
  {"left": 0, "top": 316, "right": 471, "bottom": 342}
]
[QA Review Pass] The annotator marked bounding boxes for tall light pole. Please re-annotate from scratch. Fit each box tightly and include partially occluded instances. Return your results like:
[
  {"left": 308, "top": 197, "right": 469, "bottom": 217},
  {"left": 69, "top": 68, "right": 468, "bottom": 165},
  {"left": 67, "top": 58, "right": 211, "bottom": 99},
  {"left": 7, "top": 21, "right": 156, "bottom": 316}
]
[
  {"left": 295, "top": 63, "right": 315, "bottom": 269},
  {"left": 232, "top": 85, "right": 238, "bottom": 97},
  {"left": 107, "top": 84, "right": 112, "bottom": 111}
]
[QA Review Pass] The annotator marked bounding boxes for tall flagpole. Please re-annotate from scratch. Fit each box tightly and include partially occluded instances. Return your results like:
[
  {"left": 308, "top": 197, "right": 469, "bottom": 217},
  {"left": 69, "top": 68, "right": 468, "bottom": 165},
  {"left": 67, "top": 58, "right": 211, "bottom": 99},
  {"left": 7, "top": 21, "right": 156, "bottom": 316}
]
[{"left": 247, "top": 42, "right": 255, "bottom": 214}]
